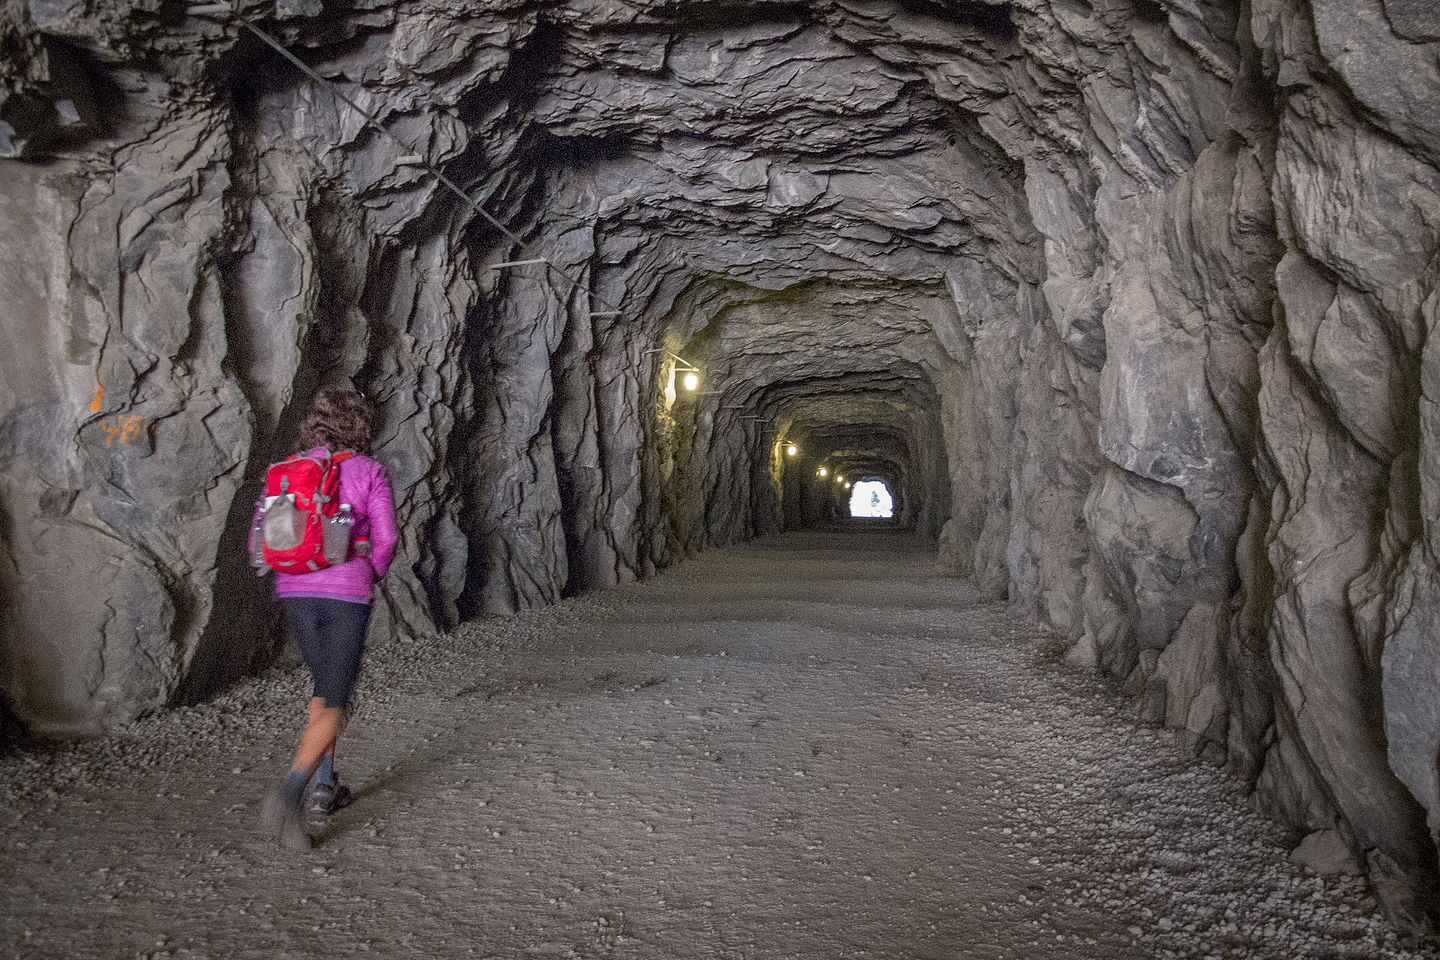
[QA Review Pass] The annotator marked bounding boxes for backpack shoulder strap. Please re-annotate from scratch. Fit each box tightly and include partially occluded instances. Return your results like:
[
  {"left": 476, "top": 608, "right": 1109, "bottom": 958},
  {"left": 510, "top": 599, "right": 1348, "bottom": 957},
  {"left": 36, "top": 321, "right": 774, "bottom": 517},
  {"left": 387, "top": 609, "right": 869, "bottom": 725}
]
[{"left": 330, "top": 450, "right": 358, "bottom": 465}]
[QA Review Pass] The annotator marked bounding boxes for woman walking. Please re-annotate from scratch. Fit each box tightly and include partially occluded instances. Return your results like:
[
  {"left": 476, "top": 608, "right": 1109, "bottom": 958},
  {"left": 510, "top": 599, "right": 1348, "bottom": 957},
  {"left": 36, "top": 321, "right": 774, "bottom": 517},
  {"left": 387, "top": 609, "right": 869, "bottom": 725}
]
[{"left": 253, "top": 388, "right": 398, "bottom": 850}]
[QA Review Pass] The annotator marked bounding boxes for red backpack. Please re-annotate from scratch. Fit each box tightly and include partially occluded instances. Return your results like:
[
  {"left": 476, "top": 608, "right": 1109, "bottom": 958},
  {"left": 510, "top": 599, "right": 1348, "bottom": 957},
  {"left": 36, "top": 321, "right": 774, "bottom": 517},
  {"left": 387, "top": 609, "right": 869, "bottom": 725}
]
[{"left": 249, "top": 450, "right": 357, "bottom": 575}]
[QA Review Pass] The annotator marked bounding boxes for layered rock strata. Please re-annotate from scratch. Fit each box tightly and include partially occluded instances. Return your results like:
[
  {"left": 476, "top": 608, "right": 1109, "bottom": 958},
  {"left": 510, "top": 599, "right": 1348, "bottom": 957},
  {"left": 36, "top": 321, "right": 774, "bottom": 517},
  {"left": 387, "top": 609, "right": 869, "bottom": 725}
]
[{"left": 1, "top": 0, "right": 1438, "bottom": 932}]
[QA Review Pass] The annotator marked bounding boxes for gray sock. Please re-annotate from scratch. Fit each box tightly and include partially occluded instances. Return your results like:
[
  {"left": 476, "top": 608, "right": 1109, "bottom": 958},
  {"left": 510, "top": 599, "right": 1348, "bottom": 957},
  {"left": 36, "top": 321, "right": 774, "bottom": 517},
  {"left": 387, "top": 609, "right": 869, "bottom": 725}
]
[
  {"left": 315, "top": 755, "right": 336, "bottom": 789},
  {"left": 282, "top": 771, "right": 309, "bottom": 809}
]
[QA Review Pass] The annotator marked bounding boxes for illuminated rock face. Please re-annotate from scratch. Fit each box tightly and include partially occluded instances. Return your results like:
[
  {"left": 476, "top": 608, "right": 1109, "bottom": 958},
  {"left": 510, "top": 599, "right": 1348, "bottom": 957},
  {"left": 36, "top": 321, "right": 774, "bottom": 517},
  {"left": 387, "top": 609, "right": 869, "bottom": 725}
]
[{"left": 1, "top": 0, "right": 1439, "bottom": 931}]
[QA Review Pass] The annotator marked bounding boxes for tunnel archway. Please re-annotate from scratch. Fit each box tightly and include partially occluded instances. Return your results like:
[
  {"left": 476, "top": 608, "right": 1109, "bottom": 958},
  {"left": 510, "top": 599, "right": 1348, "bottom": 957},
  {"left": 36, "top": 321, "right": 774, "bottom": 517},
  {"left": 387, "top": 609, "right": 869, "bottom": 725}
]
[{"left": 2, "top": 0, "right": 1438, "bottom": 933}]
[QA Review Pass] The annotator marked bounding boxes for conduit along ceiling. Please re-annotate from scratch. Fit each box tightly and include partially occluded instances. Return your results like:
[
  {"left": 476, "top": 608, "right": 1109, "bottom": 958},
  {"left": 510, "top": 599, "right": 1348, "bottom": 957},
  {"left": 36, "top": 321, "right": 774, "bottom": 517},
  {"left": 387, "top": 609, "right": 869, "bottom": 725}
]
[{"left": 2, "top": 0, "right": 1440, "bottom": 933}]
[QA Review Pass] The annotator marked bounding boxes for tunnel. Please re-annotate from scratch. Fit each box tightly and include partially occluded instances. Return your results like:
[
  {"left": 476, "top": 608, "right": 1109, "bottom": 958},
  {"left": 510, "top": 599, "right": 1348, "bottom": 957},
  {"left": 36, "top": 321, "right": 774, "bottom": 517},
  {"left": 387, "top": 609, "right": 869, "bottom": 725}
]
[{"left": 2, "top": 0, "right": 1440, "bottom": 951}]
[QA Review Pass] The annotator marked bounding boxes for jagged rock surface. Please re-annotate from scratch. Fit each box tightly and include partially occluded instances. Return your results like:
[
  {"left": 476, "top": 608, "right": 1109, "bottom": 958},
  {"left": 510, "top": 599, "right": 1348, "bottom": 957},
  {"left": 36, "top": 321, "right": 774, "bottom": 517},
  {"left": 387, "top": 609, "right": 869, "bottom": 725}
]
[{"left": 0, "top": 0, "right": 1438, "bottom": 933}]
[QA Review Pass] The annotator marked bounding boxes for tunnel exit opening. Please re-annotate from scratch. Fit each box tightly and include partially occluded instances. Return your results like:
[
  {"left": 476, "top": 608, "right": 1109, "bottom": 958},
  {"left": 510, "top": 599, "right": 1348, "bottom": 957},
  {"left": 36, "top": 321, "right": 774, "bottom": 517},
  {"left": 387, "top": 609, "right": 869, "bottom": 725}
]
[{"left": 849, "top": 479, "right": 894, "bottom": 519}]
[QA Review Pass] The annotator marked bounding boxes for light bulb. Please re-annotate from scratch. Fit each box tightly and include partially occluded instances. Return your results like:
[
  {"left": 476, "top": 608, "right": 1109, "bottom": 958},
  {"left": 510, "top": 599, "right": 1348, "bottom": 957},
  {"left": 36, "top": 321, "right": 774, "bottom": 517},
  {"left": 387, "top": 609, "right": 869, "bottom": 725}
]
[
  {"left": 682, "top": 371, "right": 699, "bottom": 391},
  {"left": 844, "top": 481, "right": 851, "bottom": 489},
  {"left": 818, "top": 467, "right": 828, "bottom": 477},
  {"left": 786, "top": 444, "right": 797, "bottom": 457},
  {"left": 836, "top": 475, "right": 844, "bottom": 483}
]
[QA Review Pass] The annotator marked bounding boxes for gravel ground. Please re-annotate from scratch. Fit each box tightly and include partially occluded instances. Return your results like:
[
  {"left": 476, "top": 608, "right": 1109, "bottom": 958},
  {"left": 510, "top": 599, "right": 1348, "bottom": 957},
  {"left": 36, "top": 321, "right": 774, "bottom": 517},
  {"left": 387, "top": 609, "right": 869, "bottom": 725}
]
[{"left": 2, "top": 529, "right": 1438, "bottom": 960}]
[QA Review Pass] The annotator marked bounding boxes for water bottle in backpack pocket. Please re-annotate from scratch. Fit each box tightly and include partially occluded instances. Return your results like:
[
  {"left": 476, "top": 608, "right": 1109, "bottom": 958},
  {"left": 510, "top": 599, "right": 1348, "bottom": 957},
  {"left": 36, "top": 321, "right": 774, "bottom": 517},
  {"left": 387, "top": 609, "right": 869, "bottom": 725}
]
[
  {"left": 322, "top": 504, "right": 355, "bottom": 564},
  {"left": 248, "top": 450, "right": 357, "bottom": 575}
]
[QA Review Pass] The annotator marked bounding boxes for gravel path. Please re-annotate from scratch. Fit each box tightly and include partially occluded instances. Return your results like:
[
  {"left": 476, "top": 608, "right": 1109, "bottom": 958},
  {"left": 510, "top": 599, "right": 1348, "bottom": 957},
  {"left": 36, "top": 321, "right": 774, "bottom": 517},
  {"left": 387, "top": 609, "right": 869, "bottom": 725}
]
[{"left": 3, "top": 529, "right": 1437, "bottom": 960}]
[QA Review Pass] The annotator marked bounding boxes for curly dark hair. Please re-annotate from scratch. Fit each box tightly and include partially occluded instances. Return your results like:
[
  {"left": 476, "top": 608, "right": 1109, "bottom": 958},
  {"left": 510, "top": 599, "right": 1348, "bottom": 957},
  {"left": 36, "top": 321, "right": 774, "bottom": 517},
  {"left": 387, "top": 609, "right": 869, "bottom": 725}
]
[{"left": 298, "top": 387, "right": 373, "bottom": 454}]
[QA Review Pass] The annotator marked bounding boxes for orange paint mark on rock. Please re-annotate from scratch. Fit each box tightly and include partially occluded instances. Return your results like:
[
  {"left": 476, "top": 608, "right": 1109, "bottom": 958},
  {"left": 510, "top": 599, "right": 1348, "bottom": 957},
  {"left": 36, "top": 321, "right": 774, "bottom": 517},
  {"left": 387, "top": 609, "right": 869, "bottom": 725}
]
[
  {"left": 98, "top": 415, "right": 144, "bottom": 445},
  {"left": 89, "top": 382, "right": 105, "bottom": 413}
]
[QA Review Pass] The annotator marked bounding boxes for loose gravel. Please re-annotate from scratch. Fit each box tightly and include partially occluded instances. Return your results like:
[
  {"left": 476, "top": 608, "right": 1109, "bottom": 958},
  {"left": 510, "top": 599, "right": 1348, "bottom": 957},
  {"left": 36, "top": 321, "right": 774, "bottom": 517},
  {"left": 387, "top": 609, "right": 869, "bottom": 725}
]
[{"left": 2, "top": 529, "right": 1437, "bottom": 960}]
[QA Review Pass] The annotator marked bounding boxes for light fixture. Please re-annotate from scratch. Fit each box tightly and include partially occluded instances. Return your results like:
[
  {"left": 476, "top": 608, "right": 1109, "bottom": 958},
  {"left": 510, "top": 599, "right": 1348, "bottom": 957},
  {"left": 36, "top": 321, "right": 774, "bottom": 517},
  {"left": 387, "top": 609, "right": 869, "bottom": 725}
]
[
  {"left": 644, "top": 348, "right": 701, "bottom": 392},
  {"left": 844, "top": 481, "right": 852, "bottom": 489},
  {"left": 786, "top": 443, "right": 797, "bottom": 457},
  {"left": 836, "top": 475, "right": 845, "bottom": 483},
  {"left": 817, "top": 467, "right": 828, "bottom": 478}
]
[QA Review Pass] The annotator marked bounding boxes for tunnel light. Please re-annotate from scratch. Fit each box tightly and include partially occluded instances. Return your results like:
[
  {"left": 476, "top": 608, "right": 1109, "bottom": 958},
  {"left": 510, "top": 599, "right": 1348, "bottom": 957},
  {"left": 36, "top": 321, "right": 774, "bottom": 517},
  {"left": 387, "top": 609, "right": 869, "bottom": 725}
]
[
  {"left": 844, "top": 481, "right": 852, "bottom": 489},
  {"left": 644, "top": 348, "right": 700, "bottom": 391},
  {"left": 786, "top": 444, "right": 797, "bottom": 457},
  {"left": 817, "top": 467, "right": 828, "bottom": 478},
  {"left": 836, "top": 474, "right": 845, "bottom": 483}
]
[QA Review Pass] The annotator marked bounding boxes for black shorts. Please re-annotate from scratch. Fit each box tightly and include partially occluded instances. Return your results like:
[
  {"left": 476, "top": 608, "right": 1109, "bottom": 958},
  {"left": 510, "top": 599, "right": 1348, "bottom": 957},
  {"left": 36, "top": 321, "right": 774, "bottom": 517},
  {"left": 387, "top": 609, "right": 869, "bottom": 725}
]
[{"left": 280, "top": 597, "right": 371, "bottom": 709}]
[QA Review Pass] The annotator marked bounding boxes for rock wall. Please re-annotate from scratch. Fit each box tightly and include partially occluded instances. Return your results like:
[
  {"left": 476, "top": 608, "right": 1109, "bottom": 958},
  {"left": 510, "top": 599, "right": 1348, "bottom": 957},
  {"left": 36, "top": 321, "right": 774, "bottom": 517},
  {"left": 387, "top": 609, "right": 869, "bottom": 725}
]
[{"left": 1, "top": 0, "right": 1438, "bottom": 932}]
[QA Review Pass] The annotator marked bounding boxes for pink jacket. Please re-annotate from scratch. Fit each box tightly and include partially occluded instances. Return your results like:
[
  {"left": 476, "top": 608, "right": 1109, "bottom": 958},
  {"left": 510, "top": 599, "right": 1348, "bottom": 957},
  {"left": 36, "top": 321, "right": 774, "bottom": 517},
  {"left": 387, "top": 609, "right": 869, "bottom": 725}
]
[{"left": 252, "top": 447, "right": 399, "bottom": 603}]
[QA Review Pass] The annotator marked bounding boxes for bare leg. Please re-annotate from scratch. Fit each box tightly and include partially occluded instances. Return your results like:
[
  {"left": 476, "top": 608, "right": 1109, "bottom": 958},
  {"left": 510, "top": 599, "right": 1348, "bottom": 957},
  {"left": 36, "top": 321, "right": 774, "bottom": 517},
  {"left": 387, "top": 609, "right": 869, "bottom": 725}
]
[
  {"left": 291, "top": 698, "right": 346, "bottom": 777},
  {"left": 299, "top": 697, "right": 340, "bottom": 767}
]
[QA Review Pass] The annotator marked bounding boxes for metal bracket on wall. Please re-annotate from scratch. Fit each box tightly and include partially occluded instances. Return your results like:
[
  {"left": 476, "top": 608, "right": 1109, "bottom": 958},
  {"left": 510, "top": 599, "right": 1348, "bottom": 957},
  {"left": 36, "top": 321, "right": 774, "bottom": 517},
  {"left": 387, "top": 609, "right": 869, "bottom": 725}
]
[{"left": 489, "top": 258, "right": 549, "bottom": 269}]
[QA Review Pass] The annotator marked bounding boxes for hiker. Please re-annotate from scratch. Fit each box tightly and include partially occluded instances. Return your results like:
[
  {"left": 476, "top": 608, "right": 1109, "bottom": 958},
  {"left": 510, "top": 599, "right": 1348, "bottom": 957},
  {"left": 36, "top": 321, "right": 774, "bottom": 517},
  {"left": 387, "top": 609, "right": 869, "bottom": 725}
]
[{"left": 250, "top": 387, "right": 398, "bottom": 850}]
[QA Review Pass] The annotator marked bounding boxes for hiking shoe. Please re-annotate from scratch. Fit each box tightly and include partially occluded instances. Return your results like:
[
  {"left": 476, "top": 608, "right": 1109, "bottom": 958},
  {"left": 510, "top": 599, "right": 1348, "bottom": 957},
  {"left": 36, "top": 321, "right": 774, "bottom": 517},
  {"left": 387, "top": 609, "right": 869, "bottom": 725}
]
[
  {"left": 260, "top": 784, "right": 313, "bottom": 851},
  {"left": 308, "top": 781, "right": 353, "bottom": 817}
]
